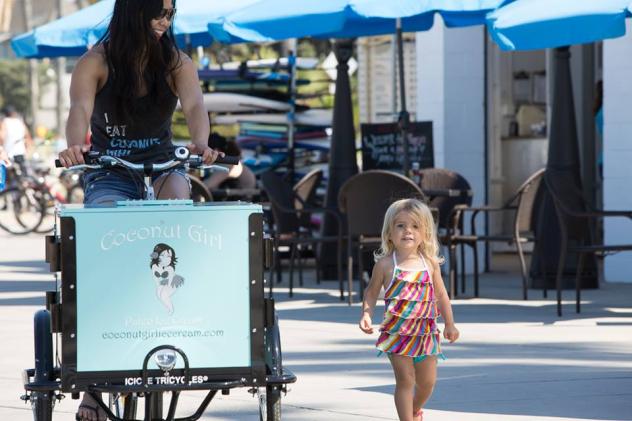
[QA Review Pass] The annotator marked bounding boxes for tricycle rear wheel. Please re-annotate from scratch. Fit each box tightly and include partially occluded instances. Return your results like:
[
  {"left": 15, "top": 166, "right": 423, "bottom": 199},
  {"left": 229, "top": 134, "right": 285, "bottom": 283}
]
[
  {"left": 32, "top": 310, "right": 54, "bottom": 421},
  {"left": 263, "top": 313, "right": 283, "bottom": 420}
]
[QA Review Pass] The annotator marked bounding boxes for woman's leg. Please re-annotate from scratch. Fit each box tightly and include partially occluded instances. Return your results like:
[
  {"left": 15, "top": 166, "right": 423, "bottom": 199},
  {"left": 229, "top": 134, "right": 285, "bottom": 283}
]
[
  {"left": 154, "top": 171, "right": 190, "bottom": 200},
  {"left": 76, "top": 392, "right": 106, "bottom": 421},
  {"left": 412, "top": 356, "right": 437, "bottom": 416},
  {"left": 389, "top": 354, "right": 415, "bottom": 421}
]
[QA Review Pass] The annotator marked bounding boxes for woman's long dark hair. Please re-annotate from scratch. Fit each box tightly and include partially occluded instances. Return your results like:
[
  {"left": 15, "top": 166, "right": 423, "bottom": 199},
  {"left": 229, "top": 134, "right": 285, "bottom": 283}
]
[{"left": 97, "top": 0, "right": 181, "bottom": 121}]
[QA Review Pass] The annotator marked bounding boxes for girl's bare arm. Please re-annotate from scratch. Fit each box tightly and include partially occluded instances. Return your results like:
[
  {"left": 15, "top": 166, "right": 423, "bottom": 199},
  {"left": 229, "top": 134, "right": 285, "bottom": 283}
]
[
  {"left": 359, "top": 258, "right": 387, "bottom": 333},
  {"left": 432, "top": 261, "right": 460, "bottom": 342}
]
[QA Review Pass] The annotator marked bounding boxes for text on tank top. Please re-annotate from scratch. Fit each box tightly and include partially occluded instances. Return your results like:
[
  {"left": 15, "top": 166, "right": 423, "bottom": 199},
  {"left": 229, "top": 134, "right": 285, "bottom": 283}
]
[{"left": 90, "top": 70, "right": 178, "bottom": 164}]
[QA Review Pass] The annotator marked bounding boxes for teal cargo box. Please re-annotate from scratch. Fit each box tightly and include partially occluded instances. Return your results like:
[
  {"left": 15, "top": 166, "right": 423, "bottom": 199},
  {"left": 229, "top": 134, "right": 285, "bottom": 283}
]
[{"left": 56, "top": 201, "right": 266, "bottom": 391}]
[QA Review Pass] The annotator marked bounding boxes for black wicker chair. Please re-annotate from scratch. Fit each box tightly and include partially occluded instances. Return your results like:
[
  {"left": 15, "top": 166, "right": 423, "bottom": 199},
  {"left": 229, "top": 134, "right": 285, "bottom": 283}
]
[
  {"left": 418, "top": 168, "right": 474, "bottom": 299},
  {"left": 261, "top": 171, "right": 343, "bottom": 299},
  {"left": 545, "top": 170, "right": 632, "bottom": 316},
  {"left": 338, "top": 170, "right": 426, "bottom": 303},
  {"left": 460, "top": 168, "right": 545, "bottom": 300}
]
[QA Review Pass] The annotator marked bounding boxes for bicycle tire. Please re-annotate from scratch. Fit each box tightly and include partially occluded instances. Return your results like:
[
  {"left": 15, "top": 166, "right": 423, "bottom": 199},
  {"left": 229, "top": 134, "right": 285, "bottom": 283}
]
[
  {"left": 190, "top": 176, "right": 213, "bottom": 202},
  {"left": 33, "top": 189, "right": 56, "bottom": 234},
  {"left": 0, "top": 187, "right": 45, "bottom": 235},
  {"left": 266, "top": 385, "right": 282, "bottom": 421},
  {"left": 265, "top": 315, "right": 283, "bottom": 421},
  {"left": 32, "top": 310, "right": 54, "bottom": 421}
]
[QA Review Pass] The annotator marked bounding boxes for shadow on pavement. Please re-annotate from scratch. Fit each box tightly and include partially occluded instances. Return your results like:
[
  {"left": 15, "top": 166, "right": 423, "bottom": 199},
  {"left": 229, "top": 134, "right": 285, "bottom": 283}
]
[
  {"left": 283, "top": 340, "right": 632, "bottom": 420},
  {"left": 0, "top": 280, "right": 56, "bottom": 292},
  {"left": 0, "top": 259, "right": 50, "bottom": 274},
  {"left": 0, "top": 296, "right": 46, "bottom": 306}
]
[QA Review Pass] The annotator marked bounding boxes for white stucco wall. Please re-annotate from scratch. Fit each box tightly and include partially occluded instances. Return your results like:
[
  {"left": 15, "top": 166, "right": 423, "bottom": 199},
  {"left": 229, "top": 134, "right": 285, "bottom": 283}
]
[
  {"left": 415, "top": 24, "right": 486, "bottom": 275},
  {"left": 603, "top": 22, "right": 632, "bottom": 283}
]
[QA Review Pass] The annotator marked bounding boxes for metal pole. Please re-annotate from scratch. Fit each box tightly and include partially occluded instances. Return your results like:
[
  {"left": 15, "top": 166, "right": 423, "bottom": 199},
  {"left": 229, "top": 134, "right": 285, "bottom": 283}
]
[
  {"left": 56, "top": 0, "right": 66, "bottom": 138},
  {"left": 396, "top": 18, "right": 410, "bottom": 175},
  {"left": 22, "top": 0, "right": 39, "bottom": 129},
  {"left": 286, "top": 39, "right": 297, "bottom": 182}
]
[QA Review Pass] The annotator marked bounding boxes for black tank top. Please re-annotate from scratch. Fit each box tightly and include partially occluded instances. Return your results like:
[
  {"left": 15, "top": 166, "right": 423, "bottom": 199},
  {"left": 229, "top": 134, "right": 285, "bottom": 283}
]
[{"left": 90, "top": 69, "right": 178, "bottom": 165}]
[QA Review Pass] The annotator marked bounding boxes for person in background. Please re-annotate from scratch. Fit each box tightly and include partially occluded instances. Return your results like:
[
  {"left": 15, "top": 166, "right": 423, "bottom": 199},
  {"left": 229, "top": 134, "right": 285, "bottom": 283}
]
[
  {"left": 203, "top": 132, "right": 256, "bottom": 191},
  {"left": 0, "top": 145, "right": 9, "bottom": 166},
  {"left": 0, "top": 105, "right": 34, "bottom": 166}
]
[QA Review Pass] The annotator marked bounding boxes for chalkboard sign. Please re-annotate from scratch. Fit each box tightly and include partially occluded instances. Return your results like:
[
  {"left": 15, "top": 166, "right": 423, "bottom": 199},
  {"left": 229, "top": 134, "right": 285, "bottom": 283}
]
[{"left": 361, "top": 121, "right": 433, "bottom": 171}]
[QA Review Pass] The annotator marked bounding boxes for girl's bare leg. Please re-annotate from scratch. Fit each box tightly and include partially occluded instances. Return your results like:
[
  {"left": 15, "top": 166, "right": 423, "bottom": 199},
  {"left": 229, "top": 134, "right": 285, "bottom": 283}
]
[
  {"left": 412, "top": 356, "right": 437, "bottom": 416},
  {"left": 389, "top": 354, "right": 415, "bottom": 421}
]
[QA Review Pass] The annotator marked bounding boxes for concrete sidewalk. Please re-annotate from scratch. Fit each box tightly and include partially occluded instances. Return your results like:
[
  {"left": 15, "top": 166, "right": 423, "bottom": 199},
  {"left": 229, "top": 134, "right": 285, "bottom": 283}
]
[{"left": 1, "top": 230, "right": 631, "bottom": 420}]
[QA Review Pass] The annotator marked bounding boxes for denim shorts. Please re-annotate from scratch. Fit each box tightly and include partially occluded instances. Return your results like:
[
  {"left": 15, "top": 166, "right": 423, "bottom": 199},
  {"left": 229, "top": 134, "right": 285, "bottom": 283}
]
[{"left": 83, "top": 168, "right": 190, "bottom": 205}]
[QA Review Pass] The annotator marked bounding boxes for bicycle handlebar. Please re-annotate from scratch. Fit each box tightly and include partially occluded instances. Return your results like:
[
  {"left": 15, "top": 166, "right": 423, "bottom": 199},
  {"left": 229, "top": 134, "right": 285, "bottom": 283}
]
[{"left": 55, "top": 147, "right": 239, "bottom": 171}]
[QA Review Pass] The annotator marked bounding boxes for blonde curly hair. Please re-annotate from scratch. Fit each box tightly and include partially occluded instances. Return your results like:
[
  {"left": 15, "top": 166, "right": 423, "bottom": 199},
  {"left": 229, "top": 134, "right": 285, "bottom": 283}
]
[{"left": 374, "top": 198, "right": 444, "bottom": 266}]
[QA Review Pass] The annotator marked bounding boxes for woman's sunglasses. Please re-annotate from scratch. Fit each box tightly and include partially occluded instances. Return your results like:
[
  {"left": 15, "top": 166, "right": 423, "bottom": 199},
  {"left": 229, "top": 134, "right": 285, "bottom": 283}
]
[{"left": 155, "top": 8, "right": 176, "bottom": 21}]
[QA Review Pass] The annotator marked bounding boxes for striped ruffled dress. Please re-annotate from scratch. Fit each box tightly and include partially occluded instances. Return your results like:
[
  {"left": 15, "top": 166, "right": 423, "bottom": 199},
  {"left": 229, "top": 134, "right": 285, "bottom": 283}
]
[{"left": 375, "top": 253, "right": 445, "bottom": 360}]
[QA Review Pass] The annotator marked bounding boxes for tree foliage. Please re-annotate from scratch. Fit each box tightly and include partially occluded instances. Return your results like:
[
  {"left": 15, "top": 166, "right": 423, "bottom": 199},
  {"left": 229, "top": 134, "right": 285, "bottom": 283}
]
[{"left": 0, "top": 60, "right": 29, "bottom": 114}]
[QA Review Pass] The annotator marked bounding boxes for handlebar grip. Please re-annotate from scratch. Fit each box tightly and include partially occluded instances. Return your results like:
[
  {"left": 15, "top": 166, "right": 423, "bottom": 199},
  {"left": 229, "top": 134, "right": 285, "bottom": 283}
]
[
  {"left": 215, "top": 155, "right": 240, "bottom": 165},
  {"left": 55, "top": 151, "right": 100, "bottom": 168}
]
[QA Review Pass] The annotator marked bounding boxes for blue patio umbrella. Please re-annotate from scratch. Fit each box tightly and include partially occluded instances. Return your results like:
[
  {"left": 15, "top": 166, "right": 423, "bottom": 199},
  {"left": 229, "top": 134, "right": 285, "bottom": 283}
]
[
  {"left": 486, "top": 0, "right": 632, "bottom": 303},
  {"left": 209, "top": 0, "right": 505, "bottom": 42},
  {"left": 487, "top": 0, "right": 632, "bottom": 51},
  {"left": 207, "top": 0, "right": 507, "bottom": 289},
  {"left": 11, "top": 0, "right": 113, "bottom": 58},
  {"left": 208, "top": 0, "right": 507, "bottom": 171},
  {"left": 10, "top": 0, "right": 259, "bottom": 59}
]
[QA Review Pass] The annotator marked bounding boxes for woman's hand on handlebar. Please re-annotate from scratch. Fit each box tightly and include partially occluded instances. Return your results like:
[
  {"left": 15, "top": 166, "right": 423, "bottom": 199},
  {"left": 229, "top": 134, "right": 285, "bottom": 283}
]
[
  {"left": 186, "top": 143, "right": 224, "bottom": 165},
  {"left": 58, "top": 144, "right": 91, "bottom": 167}
]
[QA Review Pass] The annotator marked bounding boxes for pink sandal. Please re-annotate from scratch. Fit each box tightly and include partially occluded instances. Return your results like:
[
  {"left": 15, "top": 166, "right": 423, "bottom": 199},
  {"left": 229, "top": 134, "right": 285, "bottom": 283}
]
[{"left": 413, "top": 409, "right": 423, "bottom": 421}]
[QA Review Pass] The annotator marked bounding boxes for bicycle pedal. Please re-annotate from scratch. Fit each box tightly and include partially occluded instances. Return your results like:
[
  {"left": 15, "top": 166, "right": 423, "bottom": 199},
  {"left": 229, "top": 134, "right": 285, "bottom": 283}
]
[{"left": 20, "top": 393, "right": 30, "bottom": 402}]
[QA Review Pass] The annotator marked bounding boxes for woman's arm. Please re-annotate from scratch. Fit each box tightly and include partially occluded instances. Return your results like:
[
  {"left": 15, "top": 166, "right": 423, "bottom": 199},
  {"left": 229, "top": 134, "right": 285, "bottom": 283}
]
[
  {"left": 59, "top": 50, "right": 103, "bottom": 166},
  {"left": 359, "top": 258, "right": 387, "bottom": 334},
  {"left": 173, "top": 52, "right": 219, "bottom": 165},
  {"left": 432, "top": 261, "right": 460, "bottom": 343}
]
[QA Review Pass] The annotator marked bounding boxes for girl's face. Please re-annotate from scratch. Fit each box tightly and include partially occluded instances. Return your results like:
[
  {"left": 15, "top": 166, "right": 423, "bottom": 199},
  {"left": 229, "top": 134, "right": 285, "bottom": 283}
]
[
  {"left": 150, "top": 0, "right": 175, "bottom": 39},
  {"left": 389, "top": 211, "right": 423, "bottom": 253},
  {"left": 158, "top": 249, "right": 172, "bottom": 266}
]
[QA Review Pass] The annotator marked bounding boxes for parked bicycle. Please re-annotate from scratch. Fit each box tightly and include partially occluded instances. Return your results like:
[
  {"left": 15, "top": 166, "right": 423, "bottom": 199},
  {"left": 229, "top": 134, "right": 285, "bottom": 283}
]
[{"left": 0, "top": 160, "right": 47, "bottom": 235}]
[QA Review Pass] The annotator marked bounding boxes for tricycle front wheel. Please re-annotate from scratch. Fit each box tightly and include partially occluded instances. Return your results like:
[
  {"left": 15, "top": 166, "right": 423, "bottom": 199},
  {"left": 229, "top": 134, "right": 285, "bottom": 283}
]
[
  {"left": 258, "top": 385, "right": 281, "bottom": 421},
  {"left": 266, "top": 385, "right": 282, "bottom": 421}
]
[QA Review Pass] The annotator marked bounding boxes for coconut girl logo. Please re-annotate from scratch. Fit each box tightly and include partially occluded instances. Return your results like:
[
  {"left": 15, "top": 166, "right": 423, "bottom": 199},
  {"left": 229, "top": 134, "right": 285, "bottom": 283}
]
[{"left": 149, "top": 243, "right": 185, "bottom": 315}]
